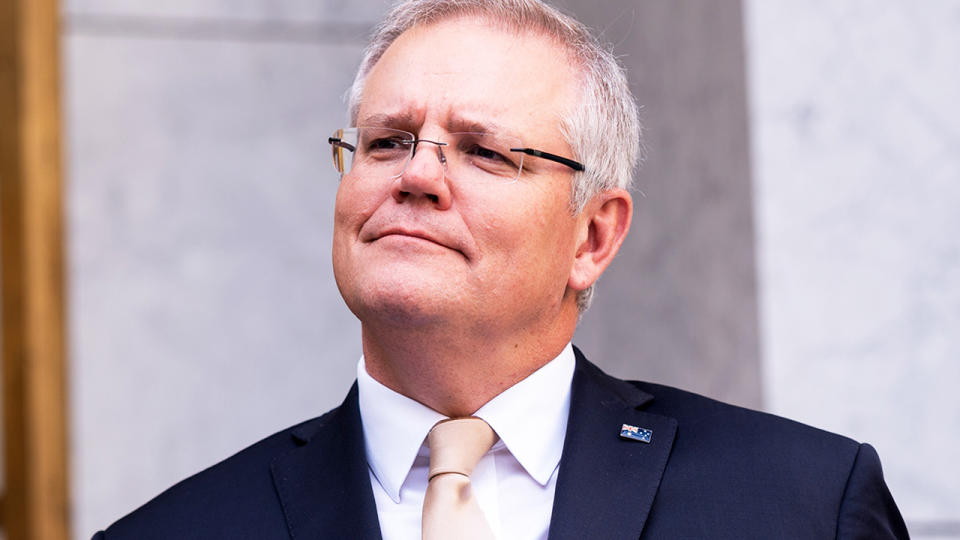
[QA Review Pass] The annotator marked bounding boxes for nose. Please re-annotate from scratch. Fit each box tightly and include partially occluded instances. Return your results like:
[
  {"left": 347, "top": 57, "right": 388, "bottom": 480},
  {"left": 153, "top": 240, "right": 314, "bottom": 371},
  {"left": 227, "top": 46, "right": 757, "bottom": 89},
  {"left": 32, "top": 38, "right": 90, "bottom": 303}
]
[{"left": 392, "top": 140, "right": 452, "bottom": 209}]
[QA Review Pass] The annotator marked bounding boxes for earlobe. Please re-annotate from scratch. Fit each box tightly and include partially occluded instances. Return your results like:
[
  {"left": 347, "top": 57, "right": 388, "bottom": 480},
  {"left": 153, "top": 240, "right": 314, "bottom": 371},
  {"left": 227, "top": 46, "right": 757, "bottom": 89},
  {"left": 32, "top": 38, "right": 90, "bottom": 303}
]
[{"left": 568, "top": 189, "right": 633, "bottom": 291}]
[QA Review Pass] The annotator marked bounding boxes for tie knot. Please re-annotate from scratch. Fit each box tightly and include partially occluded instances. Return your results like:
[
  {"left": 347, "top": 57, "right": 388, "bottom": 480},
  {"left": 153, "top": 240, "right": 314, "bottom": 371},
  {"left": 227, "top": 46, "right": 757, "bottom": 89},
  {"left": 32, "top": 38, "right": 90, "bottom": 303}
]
[{"left": 427, "top": 417, "right": 497, "bottom": 480}]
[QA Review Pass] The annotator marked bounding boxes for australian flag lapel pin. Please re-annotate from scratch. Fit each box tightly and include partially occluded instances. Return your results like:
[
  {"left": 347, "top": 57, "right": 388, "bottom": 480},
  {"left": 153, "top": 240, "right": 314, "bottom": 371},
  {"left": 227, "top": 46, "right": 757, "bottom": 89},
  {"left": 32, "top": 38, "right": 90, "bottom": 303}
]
[{"left": 620, "top": 423, "right": 653, "bottom": 443}]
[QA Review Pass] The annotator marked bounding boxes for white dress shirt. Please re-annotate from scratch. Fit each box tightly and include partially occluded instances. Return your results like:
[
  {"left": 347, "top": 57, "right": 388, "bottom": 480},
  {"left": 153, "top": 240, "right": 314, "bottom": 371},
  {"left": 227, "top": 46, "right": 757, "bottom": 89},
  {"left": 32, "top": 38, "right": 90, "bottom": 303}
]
[{"left": 357, "top": 343, "right": 575, "bottom": 540}]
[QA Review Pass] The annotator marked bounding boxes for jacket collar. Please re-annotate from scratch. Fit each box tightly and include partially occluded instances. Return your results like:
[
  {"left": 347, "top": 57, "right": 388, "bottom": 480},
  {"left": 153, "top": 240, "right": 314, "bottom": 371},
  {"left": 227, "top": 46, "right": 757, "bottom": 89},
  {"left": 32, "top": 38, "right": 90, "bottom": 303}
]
[
  {"left": 270, "top": 382, "right": 383, "bottom": 540},
  {"left": 269, "top": 348, "right": 676, "bottom": 540},
  {"left": 548, "top": 347, "right": 677, "bottom": 539}
]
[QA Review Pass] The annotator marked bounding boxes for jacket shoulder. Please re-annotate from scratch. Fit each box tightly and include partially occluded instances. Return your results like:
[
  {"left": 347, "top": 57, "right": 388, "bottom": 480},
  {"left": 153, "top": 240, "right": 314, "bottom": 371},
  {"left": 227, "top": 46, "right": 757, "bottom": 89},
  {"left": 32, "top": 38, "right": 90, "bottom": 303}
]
[
  {"left": 631, "top": 379, "right": 865, "bottom": 482},
  {"left": 634, "top": 379, "right": 860, "bottom": 450},
  {"left": 628, "top": 380, "right": 907, "bottom": 538},
  {"left": 98, "top": 412, "right": 334, "bottom": 540}
]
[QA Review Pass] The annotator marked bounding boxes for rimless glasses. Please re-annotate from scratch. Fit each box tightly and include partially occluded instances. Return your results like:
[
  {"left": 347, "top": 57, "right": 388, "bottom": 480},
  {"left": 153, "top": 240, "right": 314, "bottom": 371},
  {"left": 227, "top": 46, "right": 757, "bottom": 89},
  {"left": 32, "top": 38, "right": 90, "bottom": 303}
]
[{"left": 329, "top": 127, "right": 584, "bottom": 183}]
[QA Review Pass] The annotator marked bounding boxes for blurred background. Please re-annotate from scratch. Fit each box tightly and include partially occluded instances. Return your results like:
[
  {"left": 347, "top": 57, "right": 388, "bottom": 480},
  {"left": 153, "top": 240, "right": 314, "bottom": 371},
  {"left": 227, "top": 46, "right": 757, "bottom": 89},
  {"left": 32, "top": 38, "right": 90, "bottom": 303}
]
[{"left": 1, "top": 0, "right": 957, "bottom": 538}]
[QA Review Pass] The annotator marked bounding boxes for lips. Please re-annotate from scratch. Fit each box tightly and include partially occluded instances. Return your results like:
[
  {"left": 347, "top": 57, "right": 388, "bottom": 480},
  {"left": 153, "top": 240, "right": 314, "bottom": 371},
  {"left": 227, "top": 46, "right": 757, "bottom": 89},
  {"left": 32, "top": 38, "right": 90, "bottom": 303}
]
[
  {"left": 360, "top": 220, "right": 469, "bottom": 258},
  {"left": 376, "top": 228, "right": 449, "bottom": 248}
]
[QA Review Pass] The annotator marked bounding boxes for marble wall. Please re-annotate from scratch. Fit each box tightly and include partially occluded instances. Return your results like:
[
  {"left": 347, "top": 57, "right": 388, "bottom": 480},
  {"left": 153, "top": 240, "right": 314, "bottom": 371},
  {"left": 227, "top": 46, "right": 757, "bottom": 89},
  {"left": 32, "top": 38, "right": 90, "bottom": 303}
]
[
  {"left": 746, "top": 0, "right": 960, "bottom": 535},
  {"left": 63, "top": 1, "right": 385, "bottom": 535}
]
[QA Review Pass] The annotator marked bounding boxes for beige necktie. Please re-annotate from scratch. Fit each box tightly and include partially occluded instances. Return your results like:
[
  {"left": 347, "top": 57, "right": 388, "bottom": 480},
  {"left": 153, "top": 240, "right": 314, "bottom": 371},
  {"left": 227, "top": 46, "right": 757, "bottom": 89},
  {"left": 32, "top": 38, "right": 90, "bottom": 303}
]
[{"left": 422, "top": 417, "right": 498, "bottom": 540}]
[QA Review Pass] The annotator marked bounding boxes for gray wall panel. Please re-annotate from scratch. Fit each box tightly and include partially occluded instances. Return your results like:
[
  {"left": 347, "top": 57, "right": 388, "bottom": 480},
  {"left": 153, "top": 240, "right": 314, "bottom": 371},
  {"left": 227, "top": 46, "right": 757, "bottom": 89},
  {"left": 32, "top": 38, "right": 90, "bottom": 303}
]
[
  {"left": 563, "top": 1, "right": 762, "bottom": 408},
  {"left": 66, "top": 32, "right": 367, "bottom": 536},
  {"left": 65, "top": 0, "right": 391, "bottom": 24}
]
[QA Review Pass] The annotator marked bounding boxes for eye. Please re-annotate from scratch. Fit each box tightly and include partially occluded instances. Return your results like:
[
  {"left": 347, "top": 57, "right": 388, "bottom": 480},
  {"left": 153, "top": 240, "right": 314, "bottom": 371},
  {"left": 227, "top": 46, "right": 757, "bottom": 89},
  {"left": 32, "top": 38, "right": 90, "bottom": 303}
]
[
  {"left": 367, "top": 137, "right": 409, "bottom": 151},
  {"left": 470, "top": 145, "right": 505, "bottom": 161},
  {"left": 462, "top": 143, "right": 519, "bottom": 169}
]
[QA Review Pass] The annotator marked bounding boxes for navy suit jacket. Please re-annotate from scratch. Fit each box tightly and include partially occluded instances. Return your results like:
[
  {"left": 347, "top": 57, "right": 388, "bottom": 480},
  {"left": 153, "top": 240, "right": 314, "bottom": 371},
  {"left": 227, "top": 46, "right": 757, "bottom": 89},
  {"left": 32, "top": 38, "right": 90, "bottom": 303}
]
[{"left": 95, "top": 348, "right": 908, "bottom": 539}]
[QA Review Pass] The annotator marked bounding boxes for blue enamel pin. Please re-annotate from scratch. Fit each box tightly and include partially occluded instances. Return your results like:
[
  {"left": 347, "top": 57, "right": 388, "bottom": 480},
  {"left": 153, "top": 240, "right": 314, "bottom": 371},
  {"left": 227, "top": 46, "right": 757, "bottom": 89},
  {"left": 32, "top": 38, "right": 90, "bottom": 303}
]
[{"left": 620, "top": 423, "right": 652, "bottom": 443}]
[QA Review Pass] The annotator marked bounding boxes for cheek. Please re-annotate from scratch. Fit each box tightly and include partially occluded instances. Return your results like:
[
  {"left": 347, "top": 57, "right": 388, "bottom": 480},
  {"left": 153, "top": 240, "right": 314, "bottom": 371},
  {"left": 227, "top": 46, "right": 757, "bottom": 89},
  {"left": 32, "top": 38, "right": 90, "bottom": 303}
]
[
  {"left": 470, "top": 183, "right": 575, "bottom": 256},
  {"left": 479, "top": 202, "right": 577, "bottom": 276},
  {"left": 334, "top": 176, "right": 384, "bottom": 231},
  {"left": 527, "top": 203, "right": 580, "bottom": 274},
  {"left": 332, "top": 177, "right": 387, "bottom": 277}
]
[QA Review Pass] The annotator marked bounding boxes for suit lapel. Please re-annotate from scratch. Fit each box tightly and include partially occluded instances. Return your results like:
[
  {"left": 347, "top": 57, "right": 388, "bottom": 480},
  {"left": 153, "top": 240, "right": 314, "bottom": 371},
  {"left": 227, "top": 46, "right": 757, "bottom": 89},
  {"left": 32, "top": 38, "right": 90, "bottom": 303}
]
[
  {"left": 270, "top": 383, "right": 383, "bottom": 540},
  {"left": 267, "top": 352, "right": 674, "bottom": 539},
  {"left": 548, "top": 348, "right": 677, "bottom": 540}
]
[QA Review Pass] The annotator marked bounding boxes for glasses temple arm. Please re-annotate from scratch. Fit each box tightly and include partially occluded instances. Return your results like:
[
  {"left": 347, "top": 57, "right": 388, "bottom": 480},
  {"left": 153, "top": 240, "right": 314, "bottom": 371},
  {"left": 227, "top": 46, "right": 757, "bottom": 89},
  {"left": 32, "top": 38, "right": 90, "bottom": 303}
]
[
  {"left": 510, "top": 147, "right": 584, "bottom": 172},
  {"left": 328, "top": 137, "right": 356, "bottom": 152}
]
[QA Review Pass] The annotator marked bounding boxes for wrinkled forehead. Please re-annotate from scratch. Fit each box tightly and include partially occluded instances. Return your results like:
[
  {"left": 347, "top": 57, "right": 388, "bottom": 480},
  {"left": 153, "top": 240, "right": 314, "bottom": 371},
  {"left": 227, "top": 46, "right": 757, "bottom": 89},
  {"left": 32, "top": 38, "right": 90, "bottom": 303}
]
[
  {"left": 351, "top": 12, "right": 583, "bottom": 116},
  {"left": 355, "top": 16, "right": 581, "bottom": 141}
]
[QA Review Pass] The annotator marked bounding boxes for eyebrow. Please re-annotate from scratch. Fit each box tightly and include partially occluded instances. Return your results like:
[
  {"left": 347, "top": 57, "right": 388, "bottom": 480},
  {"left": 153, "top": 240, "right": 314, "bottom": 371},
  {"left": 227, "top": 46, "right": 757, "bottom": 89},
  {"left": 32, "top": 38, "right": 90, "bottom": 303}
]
[
  {"left": 357, "top": 111, "right": 520, "bottom": 139},
  {"left": 357, "top": 112, "right": 419, "bottom": 130},
  {"left": 445, "top": 116, "right": 517, "bottom": 138}
]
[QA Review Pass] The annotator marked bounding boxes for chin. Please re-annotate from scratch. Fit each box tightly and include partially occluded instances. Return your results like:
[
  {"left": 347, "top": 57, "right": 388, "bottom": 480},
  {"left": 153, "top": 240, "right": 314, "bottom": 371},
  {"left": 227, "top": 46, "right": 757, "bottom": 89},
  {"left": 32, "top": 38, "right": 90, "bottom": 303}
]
[
  {"left": 351, "top": 292, "right": 455, "bottom": 330},
  {"left": 339, "top": 271, "right": 463, "bottom": 329}
]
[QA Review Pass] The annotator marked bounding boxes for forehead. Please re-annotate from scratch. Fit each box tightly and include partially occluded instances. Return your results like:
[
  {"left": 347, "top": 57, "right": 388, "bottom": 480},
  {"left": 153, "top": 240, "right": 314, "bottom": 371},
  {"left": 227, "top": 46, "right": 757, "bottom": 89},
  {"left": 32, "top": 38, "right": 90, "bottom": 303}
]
[{"left": 358, "top": 17, "right": 579, "bottom": 142}]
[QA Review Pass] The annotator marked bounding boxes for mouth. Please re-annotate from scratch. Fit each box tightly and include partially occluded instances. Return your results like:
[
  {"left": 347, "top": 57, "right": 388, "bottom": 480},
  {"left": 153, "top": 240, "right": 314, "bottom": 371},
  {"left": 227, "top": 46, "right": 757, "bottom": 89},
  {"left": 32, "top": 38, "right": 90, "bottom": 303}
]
[{"left": 368, "top": 227, "right": 464, "bottom": 256}]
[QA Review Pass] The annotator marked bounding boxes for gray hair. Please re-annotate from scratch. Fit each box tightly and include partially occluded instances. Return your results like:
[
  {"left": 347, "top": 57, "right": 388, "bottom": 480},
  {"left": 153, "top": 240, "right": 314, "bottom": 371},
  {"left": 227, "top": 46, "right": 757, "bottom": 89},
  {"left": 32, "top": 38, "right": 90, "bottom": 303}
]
[{"left": 347, "top": 0, "right": 642, "bottom": 312}]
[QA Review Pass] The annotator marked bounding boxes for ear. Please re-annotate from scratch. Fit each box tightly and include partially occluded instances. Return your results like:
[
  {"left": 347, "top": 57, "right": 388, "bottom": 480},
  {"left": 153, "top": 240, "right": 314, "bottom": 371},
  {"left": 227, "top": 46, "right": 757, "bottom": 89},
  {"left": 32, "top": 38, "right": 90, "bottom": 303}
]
[{"left": 568, "top": 189, "right": 632, "bottom": 292}]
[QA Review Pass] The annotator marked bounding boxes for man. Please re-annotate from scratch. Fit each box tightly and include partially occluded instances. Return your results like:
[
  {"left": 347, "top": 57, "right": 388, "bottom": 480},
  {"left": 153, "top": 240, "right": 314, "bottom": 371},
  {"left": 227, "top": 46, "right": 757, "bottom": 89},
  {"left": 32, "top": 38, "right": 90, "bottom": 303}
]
[{"left": 96, "top": 0, "right": 908, "bottom": 538}]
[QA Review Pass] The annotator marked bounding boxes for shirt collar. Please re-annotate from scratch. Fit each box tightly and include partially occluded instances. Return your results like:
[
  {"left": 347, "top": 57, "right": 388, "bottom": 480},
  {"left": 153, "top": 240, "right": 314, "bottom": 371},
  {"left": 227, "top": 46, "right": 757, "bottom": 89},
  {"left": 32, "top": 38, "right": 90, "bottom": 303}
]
[
  {"left": 357, "top": 357, "right": 446, "bottom": 503},
  {"left": 474, "top": 343, "right": 574, "bottom": 485},
  {"left": 357, "top": 343, "right": 575, "bottom": 502}
]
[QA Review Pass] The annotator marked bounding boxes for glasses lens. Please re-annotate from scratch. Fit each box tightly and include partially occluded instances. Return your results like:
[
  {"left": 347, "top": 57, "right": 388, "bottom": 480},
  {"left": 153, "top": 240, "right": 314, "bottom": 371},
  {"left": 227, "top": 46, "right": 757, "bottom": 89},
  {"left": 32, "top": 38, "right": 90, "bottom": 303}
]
[
  {"left": 329, "top": 127, "right": 415, "bottom": 178},
  {"left": 330, "top": 128, "right": 352, "bottom": 173},
  {"left": 355, "top": 127, "right": 415, "bottom": 178},
  {"left": 329, "top": 128, "right": 526, "bottom": 182},
  {"left": 446, "top": 132, "right": 524, "bottom": 183}
]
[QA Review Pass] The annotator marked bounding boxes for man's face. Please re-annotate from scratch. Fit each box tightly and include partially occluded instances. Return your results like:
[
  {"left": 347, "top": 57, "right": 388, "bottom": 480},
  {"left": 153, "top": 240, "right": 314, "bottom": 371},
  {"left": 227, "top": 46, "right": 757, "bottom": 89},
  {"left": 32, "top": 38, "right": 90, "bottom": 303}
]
[{"left": 332, "top": 17, "right": 585, "bottom": 335}]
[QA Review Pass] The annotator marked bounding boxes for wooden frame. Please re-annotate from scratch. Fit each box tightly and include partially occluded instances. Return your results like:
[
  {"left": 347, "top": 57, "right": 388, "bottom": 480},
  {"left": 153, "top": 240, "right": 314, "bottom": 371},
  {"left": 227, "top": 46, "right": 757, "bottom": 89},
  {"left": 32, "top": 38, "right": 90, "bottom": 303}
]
[{"left": 0, "top": 0, "right": 71, "bottom": 538}]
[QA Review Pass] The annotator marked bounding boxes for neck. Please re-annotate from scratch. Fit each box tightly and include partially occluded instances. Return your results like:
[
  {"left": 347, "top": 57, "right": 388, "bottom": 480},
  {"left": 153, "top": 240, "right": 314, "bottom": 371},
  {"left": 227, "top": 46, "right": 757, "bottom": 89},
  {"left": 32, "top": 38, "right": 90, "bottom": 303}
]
[{"left": 360, "top": 308, "right": 577, "bottom": 417}]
